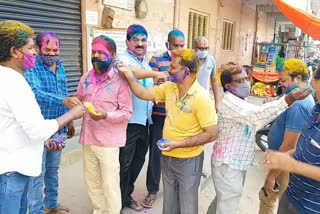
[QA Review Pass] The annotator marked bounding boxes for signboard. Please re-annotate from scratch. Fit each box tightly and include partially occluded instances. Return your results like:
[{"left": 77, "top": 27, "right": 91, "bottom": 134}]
[{"left": 103, "top": 0, "right": 134, "bottom": 11}]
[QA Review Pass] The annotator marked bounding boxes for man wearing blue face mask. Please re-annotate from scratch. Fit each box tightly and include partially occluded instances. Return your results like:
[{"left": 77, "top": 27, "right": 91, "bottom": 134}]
[
  {"left": 208, "top": 64, "right": 311, "bottom": 214},
  {"left": 193, "top": 36, "right": 220, "bottom": 112},
  {"left": 24, "top": 32, "right": 83, "bottom": 214}
]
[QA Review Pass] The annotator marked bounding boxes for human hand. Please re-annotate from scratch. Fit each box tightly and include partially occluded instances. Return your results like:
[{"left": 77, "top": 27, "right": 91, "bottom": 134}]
[
  {"left": 159, "top": 140, "right": 181, "bottom": 152},
  {"left": 155, "top": 72, "right": 169, "bottom": 84},
  {"left": 285, "top": 88, "right": 311, "bottom": 105},
  {"left": 67, "top": 122, "right": 75, "bottom": 139},
  {"left": 44, "top": 139, "right": 65, "bottom": 152},
  {"left": 116, "top": 61, "right": 132, "bottom": 79},
  {"left": 263, "top": 176, "right": 278, "bottom": 197},
  {"left": 264, "top": 150, "right": 294, "bottom": 172},
  {"left": 63, "top": 97, "right": 83, "bottom": 108},
  {"left": 69, "top": 105, "right": 85, "bottom": 120},
  {"left": 89, "top": 109, "right": 107, "bottom": 121}
]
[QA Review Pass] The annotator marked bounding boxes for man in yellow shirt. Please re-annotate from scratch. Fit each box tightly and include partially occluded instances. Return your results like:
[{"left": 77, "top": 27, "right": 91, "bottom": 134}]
[{"left": 116, "top": 49, "right": 218, "bottom": 214}]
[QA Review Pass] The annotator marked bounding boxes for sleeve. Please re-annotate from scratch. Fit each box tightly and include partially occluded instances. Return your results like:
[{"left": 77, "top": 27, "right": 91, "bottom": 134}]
[
  {"left": 196, "top": 95, "right": 218, "bottom": 128},
  {"left": 6, "top": 76, "right": 59, "bottom": 141},
  {"left": 221, "top": 94, "right": 289, "bottom": 127},
  {"left": 149, "top": 57, "right": 159, "bottom": 71},
  {"left": 24, "top": 70, "right": 65, "bottom": 107},
  {"left": 106, "top": 80, "right": 133, "bottom": 123},
  {"left": 285, "top": 103, "right": 308, "bottom": 132},
  {"left": 154, "top": 81, "right": 171, "bottom": 101},
  {"left": 75, "top": 75, "right": 86, "bottom": 101},
  {"left": 210, "top": 57, "right": 217, "bottom": 76}
]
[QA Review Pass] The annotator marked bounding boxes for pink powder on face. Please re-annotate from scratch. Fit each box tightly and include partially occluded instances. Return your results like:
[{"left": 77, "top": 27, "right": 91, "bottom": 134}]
[
  {"left": 41, "top": 35, "right": 59, "bottom": 53},
  {"left": 92, "top": 39, "right": 111, "bottom": 56},
  {"left": 128, "top": 34, "right": 147, "bottom": 55}
]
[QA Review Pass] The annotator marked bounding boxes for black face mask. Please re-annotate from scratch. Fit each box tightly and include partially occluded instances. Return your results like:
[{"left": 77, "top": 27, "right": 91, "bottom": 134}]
[{"left": 91, "top": 57, "right": 112, "bottom": 73}]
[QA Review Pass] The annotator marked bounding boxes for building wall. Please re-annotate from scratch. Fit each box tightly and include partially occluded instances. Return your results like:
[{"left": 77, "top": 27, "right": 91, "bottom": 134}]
[{"left": 82, "top": 0, "right": 174, "bottom": 72}]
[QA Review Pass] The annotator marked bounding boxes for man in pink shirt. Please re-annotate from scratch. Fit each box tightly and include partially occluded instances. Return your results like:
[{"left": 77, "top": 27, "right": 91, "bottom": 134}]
[{"left": 76, "top": 35, "right": 133, "bottom": 214}]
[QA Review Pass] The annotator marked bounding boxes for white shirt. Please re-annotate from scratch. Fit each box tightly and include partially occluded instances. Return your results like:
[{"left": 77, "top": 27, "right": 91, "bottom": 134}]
[
  {"left": 0, "top": 65, "right": 59, "bottom": 176},
  {"left": 197, "top": 55, "right": 216, "bottom": 92},
  {"left": 211, "top": 92, "right": 289, "bottom": 171}
]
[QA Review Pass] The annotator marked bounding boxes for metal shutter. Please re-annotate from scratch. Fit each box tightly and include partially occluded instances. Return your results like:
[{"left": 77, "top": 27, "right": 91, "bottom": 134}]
[{"left": 0, "top": 0, "right": 82, "bottom": 94}]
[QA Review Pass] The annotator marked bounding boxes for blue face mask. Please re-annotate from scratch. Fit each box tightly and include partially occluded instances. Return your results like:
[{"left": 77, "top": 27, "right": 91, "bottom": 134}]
[{"left": 91, "top": 57, "right": 112, "bottom": 73}]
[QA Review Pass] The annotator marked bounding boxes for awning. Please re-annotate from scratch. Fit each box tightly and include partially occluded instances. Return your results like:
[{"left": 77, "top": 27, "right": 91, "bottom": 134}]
[
  {"left": 249, "top": 71, "right": 279, "bottom": 83},
  {"left": 275, "top": 0, "right": 320, "bottom": 40}
]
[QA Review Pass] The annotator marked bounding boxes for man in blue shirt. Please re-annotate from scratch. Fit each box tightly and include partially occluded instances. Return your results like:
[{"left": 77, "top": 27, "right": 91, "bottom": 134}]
[
  {"left": 259, "top": 59, "right": 314, "bottom": 214},
  {"left": 24, "top": 32, "right": 82, "bottom": 214},
  {"left": 264, "top": 66, "right": 320, "bottom": 213},
  {"left": 142, "top": 30, "right": 185, "bottom": 208},
  {"left": 117, "top": 24, "right": 154, "bottom": 211}
]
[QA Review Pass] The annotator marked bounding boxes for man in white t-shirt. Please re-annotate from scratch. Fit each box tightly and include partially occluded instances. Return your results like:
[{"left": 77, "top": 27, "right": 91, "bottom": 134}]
[
  {"left": 193, "top": 36, "right": 219, "bottom": 112},
  {"left": 0, "top": 20, "right": 84, "bottom": 214}
]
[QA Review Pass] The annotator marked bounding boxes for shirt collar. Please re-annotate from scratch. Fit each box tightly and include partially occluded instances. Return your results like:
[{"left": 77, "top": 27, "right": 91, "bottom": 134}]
[
  {"left": 89, "top": 67, "right": 115, "bottom": 84},
  {"left": 125, "top": 48, "right": 147, "bottom": 63},
  {"left": 172, "top": 79, "right": 201, "bottom": 96}
]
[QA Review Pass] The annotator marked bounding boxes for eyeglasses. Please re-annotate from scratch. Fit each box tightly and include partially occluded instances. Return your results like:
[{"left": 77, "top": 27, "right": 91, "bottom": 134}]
[
  {"left": 197, "top": 47, "right": 209, "bottom": 51},
  {"left": 232, "top": 77, "right": 250, "bottom": 84}
]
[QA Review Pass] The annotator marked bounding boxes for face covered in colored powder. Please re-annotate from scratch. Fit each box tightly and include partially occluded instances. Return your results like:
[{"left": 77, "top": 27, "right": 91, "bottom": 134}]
[
  {"left": 39, "top": 34, "right": 60, "bottom": 66},
  {"left": 126, "top": 33, "right": 147, "bottom": 58},
  {"left": 168, "top": 56, "right": 190, "bottom": 83},
  {"left": 279, "top": 71, "right": 299, "bottom": 94},
  {"left": 91, "top": 38, "right": 113, "bottom": 74}
]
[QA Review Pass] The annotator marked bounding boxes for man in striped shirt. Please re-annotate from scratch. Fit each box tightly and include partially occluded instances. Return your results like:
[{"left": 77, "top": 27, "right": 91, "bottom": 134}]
[{"left": 142, "top": 30, "right": 185, "bottom": 208}]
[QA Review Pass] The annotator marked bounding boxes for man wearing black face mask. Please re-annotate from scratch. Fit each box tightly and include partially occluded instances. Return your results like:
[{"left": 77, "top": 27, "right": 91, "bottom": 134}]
[{"left": 24, "top": 32, "right": 82, "bottom": 214}]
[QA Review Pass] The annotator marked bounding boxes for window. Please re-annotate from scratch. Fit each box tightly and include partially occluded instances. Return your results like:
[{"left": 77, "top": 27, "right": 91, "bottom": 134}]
[
  {"left": 187, "top": 11, "right": 209, "bottom": 48},
  {"left": 222, "top": 20, "right": 235, "bottom": 51}
]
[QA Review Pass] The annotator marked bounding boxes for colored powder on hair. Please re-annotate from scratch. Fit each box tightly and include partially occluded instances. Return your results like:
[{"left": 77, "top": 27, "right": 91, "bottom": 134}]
[
  {"left": 92, "top": 38, "right": 112, "bottom": 56},
  {"left": 168, "top": 29, "right": 185, "bottom": 41},
  {"left": 127, "top": 24, "right": 147, "bottom": 40},
  {"left": 182, "top": 49, "right": 194, "bottom": 62},
  {"left": 283, "top": 59, "right": 308, "bottom": 75}
]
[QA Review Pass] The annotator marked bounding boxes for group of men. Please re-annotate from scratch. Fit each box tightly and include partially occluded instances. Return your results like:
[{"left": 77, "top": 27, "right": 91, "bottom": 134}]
[{"left": 0, "top": 19, "right": 320, "bottom": 214}]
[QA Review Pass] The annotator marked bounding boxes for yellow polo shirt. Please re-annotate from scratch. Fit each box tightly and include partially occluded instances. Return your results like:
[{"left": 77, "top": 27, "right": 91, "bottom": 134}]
[{"left": 154, "top": 80, "right": 217, "bottom": 158}]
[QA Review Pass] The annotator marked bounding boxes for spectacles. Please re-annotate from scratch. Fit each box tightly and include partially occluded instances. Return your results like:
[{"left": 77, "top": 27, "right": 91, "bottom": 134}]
[
  {"left": 232, "top": 77, "right": 250, "bottom": 84},
  {"left": 197, "top": 47, "right": 209, "bottom": 51}
]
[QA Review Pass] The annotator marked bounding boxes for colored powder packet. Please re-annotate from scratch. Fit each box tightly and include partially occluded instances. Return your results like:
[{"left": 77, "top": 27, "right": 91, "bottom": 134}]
[{"left": 157, "top": 138, "right": 170, "bottom": 149}]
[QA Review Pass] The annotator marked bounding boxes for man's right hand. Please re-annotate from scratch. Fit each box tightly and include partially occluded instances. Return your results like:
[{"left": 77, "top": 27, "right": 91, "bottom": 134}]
[
  {"left": 63, "top": 97, "right": 83, "bottom": 108},
  {"left": 285, "top": 88, "right": 311, "bottom": 105},
  {"left": 68, "top": 105, "right": 85, "bottom": 120}
]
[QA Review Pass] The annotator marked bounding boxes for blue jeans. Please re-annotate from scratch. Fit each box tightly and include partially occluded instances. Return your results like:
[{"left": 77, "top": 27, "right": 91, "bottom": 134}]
[
  {"left": 0, "top": 172, "right": 29, "bottom": 214},
  {"left": 28, "top": 147, "right": 62, "bottom": 213}
]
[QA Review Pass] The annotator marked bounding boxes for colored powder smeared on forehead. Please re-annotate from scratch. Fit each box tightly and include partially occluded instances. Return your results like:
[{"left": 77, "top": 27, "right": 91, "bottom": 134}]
[
  {"left": 127, "top": 24, "right": 148, "bottom": 40},
  {"left": 92, "top": 38, "right": 112, "bottom": 55},
  {"left": 168, "top": 30, "right": 185, "bottom": 41},
  {"left": 282, "top": 59, "right": 308, "bottom": 75},
  {"left": 36, "top": 32, "right": 60, "bottom": 48}
]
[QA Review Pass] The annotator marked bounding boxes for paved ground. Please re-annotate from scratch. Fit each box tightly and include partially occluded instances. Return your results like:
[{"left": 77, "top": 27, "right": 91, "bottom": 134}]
[{"left": 57, "top": 95, "right": 269, "bottom": 214}]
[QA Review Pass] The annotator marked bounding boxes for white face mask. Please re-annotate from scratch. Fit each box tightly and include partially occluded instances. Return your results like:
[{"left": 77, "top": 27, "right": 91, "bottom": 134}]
[
  {"left": 197, "top": 50, "right": 208, "bottom": 59},
  {"left": 168, "top": 50, "right": 172, "bottom": 57}
]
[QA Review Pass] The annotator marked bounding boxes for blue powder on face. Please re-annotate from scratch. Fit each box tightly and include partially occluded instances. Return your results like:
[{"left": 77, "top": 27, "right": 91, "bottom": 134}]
[{"left": 168, "top": 30, "right": 185, "bottom": 41}]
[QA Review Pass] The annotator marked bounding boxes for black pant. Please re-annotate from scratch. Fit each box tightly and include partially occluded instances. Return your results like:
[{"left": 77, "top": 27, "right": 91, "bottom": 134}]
[
  {"left": 119, "top": 123, "right": 149, "bottom": 207},
  {"left": 146, "top": 115, "right": 165, "bottom": 194}
]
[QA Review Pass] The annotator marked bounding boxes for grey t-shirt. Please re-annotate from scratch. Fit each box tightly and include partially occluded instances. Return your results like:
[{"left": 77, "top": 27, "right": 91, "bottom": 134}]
[{"left": 197, "top": 55, "right": 216, "bottom": 92}]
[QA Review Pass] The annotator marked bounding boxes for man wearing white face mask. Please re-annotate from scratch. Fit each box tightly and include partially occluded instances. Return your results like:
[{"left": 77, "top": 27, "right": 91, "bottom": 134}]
[
  {"left": 208, "top": 65, "right": 311, "bottom": 214},
  {"left": 193, "top": 36, "right": 219, "bottom": 112}
]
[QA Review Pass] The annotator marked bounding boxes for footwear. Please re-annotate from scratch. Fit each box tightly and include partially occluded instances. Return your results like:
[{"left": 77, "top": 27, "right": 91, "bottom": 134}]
[
  {"left": 127, "top": 200, "right": 144, "bottom": 211},
  {"left": 44, "top": 204, "right": 71, "bottom": 214},
  {"left": 141, "top": 193, "right": 157, "bottom": 208}
]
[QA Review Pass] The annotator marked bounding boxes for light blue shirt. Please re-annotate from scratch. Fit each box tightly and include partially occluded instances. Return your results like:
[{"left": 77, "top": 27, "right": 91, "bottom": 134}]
[
  {"left": 117, "top": 49, "right": 153, "bottom": 126},
  {"left": 197, "top": 55, "right": 216, "bottom": 92}
]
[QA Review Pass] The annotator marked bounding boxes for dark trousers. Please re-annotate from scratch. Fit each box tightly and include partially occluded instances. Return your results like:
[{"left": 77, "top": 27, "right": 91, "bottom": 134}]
[
  {"left": 119, "top": 123, "right": 149, "bottom": 207},
  {"left": 146, "top": 115, "right": 165, "bottom": 194}
]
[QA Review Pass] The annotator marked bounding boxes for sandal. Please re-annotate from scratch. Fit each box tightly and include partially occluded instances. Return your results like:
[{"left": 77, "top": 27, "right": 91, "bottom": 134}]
[
  {"left": 45, "top": 204, "right": 71, "bottom": 214},
  {"left": 127, "top": 200, "right": 144, "bottom": 211},
  {"left": 141, "top": 193, "right": 157, "bottom": 208}
]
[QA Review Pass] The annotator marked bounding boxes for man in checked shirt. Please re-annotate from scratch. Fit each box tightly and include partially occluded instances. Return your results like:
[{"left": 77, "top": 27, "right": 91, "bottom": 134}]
[
  {"left": 24, "top": 32, "right": 82, "bottom": 214},
  {"left": 208, "top": 65, "right": 311, "bottom": 214}
]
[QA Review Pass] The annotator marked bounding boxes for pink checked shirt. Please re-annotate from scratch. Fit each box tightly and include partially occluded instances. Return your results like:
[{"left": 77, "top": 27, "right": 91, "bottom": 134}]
[{"left": 76, "top": 68, "right": 132, "bottom": 147}]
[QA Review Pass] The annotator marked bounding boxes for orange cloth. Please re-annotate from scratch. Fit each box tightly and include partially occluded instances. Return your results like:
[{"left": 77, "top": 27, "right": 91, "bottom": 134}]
[{"left": 275, "top": 0, "right": 320, "bottom": 40}]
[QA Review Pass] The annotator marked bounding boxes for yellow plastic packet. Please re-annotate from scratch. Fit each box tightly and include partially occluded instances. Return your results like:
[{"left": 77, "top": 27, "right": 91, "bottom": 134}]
[{"left": 84, "top": 102, "right": 96, "bottom": 113}]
